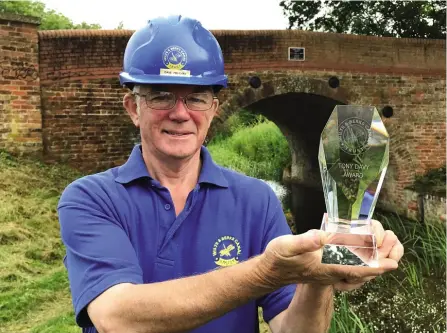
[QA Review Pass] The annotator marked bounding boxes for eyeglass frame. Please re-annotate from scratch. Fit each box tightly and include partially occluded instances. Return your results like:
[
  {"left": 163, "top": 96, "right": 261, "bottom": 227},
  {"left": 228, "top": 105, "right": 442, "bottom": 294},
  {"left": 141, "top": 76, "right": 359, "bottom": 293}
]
[{"left": 132, "top": 90, "right": 218, "bottom": 112}]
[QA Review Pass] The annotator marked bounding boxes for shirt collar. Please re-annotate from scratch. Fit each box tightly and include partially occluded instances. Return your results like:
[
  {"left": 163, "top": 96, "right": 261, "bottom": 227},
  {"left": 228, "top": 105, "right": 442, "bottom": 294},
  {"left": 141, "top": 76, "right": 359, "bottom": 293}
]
[
  {"left": 115, "top": 144, "right": 228, "bottom": 188},
  {"left": 198, "top": 145, "right": 229, "bottom": 188}
]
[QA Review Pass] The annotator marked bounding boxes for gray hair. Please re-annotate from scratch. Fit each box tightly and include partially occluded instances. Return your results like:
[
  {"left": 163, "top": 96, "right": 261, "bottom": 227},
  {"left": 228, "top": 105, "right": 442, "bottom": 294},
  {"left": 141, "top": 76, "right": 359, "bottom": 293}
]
[{"left": 132, "top": 85, "right": 149, "bottom": 116}]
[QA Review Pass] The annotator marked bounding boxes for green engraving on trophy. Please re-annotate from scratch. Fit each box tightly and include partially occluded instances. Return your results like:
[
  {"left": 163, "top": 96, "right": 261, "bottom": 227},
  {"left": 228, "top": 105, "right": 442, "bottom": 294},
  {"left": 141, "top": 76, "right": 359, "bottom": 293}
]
[
  {"left": 338, "top": 117, "right": 370, "bottom": 155},
  {"left": 339, "top": 162, "right": 370, "bottom": 178}
]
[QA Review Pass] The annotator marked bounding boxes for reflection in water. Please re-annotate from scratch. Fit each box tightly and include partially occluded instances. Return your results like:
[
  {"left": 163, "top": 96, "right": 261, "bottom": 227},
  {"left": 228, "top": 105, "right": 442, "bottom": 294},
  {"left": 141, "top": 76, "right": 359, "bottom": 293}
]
[
  {"left": 283, "top": 181, "right": 326, "bottom": 235},
  {"left": 265, "top": 180, "right": 326, "bottom": 235},
  {"left": 261, "top": 180, "right": 288, "bottom": 203}
]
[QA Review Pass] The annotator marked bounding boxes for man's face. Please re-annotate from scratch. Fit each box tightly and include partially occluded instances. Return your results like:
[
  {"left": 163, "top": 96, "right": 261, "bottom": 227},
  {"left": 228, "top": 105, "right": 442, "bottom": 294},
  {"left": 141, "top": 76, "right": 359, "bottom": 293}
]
[{"left": 124, "top": 84, "right": 218, "bottom": 160}]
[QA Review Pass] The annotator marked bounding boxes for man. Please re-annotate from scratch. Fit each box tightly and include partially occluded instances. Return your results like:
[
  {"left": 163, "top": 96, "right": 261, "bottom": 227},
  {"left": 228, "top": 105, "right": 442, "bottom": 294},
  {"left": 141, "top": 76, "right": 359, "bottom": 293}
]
[{"left": 57, "top": 15, "right": 404, "bottom": 333}]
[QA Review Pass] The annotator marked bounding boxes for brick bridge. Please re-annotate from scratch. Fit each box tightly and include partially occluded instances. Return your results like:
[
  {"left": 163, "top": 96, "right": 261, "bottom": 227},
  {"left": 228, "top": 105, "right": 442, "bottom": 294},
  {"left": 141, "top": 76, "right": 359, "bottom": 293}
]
[{"left": 1, "top": 13, "right": 445, "bottom": 232}]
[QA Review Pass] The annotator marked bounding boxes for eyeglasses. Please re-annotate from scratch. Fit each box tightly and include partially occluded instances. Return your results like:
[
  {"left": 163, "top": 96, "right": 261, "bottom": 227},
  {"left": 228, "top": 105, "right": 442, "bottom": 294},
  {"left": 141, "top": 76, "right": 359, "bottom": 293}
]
[{"left": 133, "top": 91, "right": 216, "bottom": 111}]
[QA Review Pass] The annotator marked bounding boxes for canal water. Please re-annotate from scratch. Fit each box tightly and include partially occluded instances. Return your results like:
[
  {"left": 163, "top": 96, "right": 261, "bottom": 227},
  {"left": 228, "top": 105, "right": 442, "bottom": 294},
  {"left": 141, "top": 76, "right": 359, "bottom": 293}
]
[{"left": 264, "top": 180, "right": 326, "bottom": 235}]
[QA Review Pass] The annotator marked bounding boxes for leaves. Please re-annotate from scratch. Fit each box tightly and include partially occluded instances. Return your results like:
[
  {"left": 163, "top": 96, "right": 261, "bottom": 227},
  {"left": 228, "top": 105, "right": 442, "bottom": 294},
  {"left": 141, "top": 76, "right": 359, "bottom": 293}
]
[
  {"left": 0, "top": 0, "right": 102, "bottom": 30},
  {"left": 280, "top": 0, "right": 446, "bottom": 39},
  {"left": 412, "top": 166, "right": 446, "bottom": 194}
]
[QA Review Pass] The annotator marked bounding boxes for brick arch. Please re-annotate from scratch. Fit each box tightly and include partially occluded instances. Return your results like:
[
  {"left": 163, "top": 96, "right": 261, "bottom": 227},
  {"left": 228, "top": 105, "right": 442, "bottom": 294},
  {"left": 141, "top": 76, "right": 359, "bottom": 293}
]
[
  {"left": 215, "top": 75, "right": 352, "bottom": 233},
  {"left": 1, "top": 14, "right": 445, "bottom": 220},
  {"left": 216, "top": 75, "right": 419, "bottom": 230},
  {"left": 382, "top": 122, "right": 418, "bottom": 215},
  {"left": 216, "top": 75, "right": 350, "bottom": 186},
  {"left": 387, "top": 148, "right": 416, "bottom": 200},
  {"left": 219, "top": 75, "right": 349, "bottom": 118}
]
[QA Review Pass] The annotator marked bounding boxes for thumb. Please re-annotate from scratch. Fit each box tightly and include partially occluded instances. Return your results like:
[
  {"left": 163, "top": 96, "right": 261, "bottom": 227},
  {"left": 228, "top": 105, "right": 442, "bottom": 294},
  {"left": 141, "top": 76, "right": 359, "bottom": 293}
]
[{"left": 277, "top": 230, "right": 328, "bottom": 257}]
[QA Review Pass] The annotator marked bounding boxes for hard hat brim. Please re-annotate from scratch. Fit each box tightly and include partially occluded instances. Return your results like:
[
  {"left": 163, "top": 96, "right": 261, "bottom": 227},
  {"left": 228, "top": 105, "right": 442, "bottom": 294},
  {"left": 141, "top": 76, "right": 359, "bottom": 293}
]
[{"left": 119, "top": 73, "right": 228, "bottom": 88}]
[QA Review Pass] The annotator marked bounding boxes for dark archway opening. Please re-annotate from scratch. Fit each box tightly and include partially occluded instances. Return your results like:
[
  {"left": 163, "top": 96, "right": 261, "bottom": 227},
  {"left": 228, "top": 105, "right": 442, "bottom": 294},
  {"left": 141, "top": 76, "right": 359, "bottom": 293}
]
[{"left": 246, "top": 92, "right": 346, "bottom": 234}]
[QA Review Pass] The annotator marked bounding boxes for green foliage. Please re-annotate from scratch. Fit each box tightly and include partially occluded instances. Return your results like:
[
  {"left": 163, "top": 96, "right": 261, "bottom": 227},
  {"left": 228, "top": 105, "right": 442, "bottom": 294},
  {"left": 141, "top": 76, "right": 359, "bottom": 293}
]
[
  {"left": 210, "top": 109, "right": 267, "bottom": 143},
  {"left": 380, "top": 211, "right": 446, "bottom": 277},
  {"left": 116, "top": 21, "right": 125, "bottom": 30},
  {"left": 208, "top": 120, "right": 291, "bottom": 181},
  {"left": 1, "top": 128, "right": 445, "bottom": 333},
  {"left": 327, "top": 211, "right": 446, "bottom": 333},
  {"left": 0, "top": 0, "right": 101, "bottom": 30},
  {"left": 260, "top": 210, "right": 446, "bottom": 333},
  {"left": 236, "top": 109, "right": 267, "bottom": 128},
  {"left": 279, "top": 0, "right": 446, "bottom": 39},
  {"left": 0, "top": 270, "right": 69, "bottom": 324},
  {"left": 30, "top": 311, "right": 79, "bottom": 333},
  {"left": 331, "top": 293, "right": 374, "bottom": 333},
  {"left": 0, "top": 152, "right": 83, "bottom": 332},
  {"left": 409, "top": 166, "right": 446, "bottom": 195}
]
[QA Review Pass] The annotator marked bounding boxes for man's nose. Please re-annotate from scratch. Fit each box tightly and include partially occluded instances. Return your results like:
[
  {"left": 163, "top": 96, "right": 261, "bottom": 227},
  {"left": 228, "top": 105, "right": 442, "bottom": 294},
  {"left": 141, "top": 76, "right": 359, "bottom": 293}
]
[{"left": 168, "top": 97, "right": 190, "bottom": 121}]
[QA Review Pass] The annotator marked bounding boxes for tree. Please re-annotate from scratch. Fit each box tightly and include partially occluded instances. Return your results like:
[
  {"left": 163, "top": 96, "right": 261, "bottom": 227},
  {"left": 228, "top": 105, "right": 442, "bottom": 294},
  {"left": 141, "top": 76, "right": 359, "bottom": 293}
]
[
  {"left": 0, "top": 0, "right": 102, "bottom": 30},
  {"left": 279, "top": 0, "right": 446, "bottom": 39}
]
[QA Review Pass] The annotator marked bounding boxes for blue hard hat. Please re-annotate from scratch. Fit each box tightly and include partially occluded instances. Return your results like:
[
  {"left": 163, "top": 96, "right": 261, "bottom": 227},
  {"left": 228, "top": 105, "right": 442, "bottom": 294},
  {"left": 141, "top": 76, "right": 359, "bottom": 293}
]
[{"left": 119, "top": 15, "right": 228, "bottom": 89}]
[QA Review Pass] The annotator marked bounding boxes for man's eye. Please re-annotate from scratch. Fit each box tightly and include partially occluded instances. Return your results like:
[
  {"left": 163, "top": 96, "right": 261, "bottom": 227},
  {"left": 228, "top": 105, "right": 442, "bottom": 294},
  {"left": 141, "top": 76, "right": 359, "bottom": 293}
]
[
  {"left": 150, "top": 95, "right": 171, "bottom": 101},
  {"left": 189, "top": 97, "right": 206, "bottom": 103},
  {"left": 189, "top": 94, "right": 211, "bottom": 103}
]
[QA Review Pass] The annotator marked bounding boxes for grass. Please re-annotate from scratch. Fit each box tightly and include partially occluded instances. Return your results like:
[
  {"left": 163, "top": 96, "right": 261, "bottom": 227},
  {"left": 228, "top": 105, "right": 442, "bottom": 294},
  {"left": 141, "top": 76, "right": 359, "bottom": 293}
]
[
  {"left": 0, "top": 134, "right": 445, "bottom": 333},
  {"left": 207, "top": 120, "right": 291, "bottom": 181},
  {"left": 258, "top": 210, "right": 446, "bottom": 333},
  {"left": 326, "top": 211, "right": 446, "bottom": 333},
  {"left": 0, "top": 151, "right": 82, "bottom": 333}
]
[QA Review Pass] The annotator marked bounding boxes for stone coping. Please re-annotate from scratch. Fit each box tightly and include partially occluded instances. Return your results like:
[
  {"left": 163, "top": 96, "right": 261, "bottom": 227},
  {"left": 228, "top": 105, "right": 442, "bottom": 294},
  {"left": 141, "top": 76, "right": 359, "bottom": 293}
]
[{"left": 0, "top": 13, "right": 40, "bottom": 25}]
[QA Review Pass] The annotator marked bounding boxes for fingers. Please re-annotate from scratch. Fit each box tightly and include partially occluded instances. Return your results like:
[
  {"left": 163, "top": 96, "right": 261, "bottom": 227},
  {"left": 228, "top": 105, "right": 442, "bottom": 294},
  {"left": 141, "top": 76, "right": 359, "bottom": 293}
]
[
  {"left": 388, "top": 239, "right": 404, "bottom": 262},
  {"left": 321, "top": 265, "right": 380, "bottom": 281},
  {"left": 277, "top": 230, "right": 328, "bottom": 257},
  {"left": 321, "top": 259, "right": 397, "bottom": 281},
  {"left": 331, "top": 257, "right": 399, "bottom": 291},
  {"left": 334, "top": 281, "right": 366, "bottom": 292},
  {"left": 372, "top": 222, "right": 404, "bottom": 265},
  {"left": 377, "top": 258, "right": 399, "bottom": 270},
  {"left": 378, "top": 230, "right": 398, "bottom": 259},
  {"left": 371, "top": 219, "right": 385, "bottom": 247}
]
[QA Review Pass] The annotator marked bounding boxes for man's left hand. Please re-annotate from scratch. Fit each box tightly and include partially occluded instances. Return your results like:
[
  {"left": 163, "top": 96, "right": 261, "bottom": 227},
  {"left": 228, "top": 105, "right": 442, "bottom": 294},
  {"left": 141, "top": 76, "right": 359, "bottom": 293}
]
[{"left": 333, "top": 219, "right": 404, "bottom": 291}]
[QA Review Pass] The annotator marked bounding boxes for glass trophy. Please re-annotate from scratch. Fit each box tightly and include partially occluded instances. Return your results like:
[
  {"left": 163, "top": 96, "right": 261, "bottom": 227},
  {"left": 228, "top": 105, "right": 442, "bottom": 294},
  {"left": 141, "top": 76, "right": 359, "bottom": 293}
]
[{"left": 318, "top": 105, "right": 389, "bottom": 267}]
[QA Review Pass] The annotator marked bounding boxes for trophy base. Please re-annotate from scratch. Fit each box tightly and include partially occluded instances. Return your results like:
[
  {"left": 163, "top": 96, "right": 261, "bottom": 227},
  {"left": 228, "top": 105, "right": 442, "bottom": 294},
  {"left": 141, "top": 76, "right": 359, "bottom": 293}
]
[{"left": 320, "top": 215, "right": 379, "bottom": 267}]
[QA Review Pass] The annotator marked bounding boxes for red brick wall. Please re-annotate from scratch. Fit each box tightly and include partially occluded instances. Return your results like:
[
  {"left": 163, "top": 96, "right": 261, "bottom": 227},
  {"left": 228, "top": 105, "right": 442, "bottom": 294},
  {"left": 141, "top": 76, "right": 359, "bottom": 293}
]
[
  {"left": 38, "top": 29, "right": 130, "bottom": 84},
  {"left": 0, "top": 17, "right": 445, "bottom": 215},
  {"left": 41, "top": 79, "right": 139, "bottom": 170},
  {"left": 0, "top": 13, "right": 41, "bottom": 156},
  {"left": 38, "top": 30, "right": 137, "bottom": 170},
  {"left": 214, "top": 30, "right": 445, "bottom": 76},
  {"left": 218, "top": 70, "right": 446, "bottom": 215},
  {"left": 37, "top": 28, "right": 445, "bottom": 83}
]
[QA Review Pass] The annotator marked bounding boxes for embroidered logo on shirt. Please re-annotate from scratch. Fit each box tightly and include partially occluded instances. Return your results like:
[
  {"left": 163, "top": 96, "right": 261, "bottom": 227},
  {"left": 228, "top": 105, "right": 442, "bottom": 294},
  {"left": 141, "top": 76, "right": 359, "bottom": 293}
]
[{"left": 213, "top": 236, "right": 242, "bottom": 267}]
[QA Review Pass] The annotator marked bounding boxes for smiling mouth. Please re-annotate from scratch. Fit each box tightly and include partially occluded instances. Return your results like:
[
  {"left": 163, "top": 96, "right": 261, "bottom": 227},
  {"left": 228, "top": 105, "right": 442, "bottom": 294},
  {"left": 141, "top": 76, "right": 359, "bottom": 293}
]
[{"left": 162, "top": 130, "right": 193, "bottom": 136}]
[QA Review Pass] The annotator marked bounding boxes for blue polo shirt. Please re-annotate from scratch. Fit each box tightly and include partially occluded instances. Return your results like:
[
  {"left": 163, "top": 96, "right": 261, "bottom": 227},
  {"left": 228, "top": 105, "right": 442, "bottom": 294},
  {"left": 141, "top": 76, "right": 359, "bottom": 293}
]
[{"left": 58, "top": 144, "right": 296, "bottom": 333}]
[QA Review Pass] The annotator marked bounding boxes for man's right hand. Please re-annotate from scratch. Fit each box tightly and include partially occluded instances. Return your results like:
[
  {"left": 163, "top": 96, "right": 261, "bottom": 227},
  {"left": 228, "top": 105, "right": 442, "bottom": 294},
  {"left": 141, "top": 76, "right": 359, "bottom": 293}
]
[{"left": 256, "top": 230, "right": 398, "bottom": 289}]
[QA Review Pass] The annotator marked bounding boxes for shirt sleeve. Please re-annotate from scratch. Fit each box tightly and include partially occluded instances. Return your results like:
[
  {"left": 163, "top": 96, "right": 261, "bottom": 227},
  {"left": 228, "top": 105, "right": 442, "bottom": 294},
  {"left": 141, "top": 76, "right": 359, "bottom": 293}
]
[
  {"left": 256, "top": 188, "right": 297, "bottom": 323},
  {"left": 57, "top": 177, "right": 143, "bottom": 327}
]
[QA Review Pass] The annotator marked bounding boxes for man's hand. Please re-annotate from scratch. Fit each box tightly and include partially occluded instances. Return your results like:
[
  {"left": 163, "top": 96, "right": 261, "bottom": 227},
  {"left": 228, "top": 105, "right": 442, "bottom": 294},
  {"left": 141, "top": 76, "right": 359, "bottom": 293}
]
[
  {"left": 333, "top": 220, "right": 404, "bottom": 291},
  {"left": 257, "top": 227, "right": 401, "bottom": 290}
]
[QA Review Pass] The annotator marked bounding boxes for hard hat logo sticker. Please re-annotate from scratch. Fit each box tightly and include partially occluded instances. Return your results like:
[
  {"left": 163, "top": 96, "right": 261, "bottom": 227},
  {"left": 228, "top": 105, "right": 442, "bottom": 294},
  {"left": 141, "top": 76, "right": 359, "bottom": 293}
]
[{"left": 163, "top": 46, "right": 187, "bottom": 70}]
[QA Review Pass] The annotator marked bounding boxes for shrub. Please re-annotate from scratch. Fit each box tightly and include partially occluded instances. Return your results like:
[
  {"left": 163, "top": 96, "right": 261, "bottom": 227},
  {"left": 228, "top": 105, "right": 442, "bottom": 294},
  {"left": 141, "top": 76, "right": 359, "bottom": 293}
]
[
  {"left": 208, "top": 120, "right": 291, "bottom": 181},
  {"left": 407, "top": 166, "right": 446, "bottom": 195}
]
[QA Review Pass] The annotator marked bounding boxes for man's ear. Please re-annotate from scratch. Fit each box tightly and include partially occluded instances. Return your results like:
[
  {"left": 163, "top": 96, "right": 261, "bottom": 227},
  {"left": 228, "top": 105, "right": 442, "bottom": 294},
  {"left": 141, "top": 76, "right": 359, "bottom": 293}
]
[
  {"left": 207, "top": 98, "right": 220, "bottom": 127},
  {"left": 213, "top": 97, "right": 220, "bottom": 115},
  {"left": 123, "top": 93, "right": 140, "bottom": 128}
]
